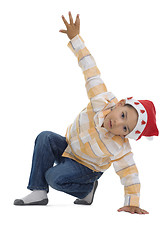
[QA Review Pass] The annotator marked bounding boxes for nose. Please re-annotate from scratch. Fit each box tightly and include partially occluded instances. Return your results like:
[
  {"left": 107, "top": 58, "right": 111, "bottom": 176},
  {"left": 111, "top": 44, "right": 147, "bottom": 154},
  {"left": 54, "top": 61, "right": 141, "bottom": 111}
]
[{"left": 114, "top": 119, "right": 123, "bottom": 127}]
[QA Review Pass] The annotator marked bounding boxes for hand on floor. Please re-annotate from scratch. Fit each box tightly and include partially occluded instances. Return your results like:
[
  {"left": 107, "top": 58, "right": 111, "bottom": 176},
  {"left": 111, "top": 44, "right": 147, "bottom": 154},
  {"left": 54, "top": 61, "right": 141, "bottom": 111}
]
[{"left": 117, "top": 206, "right": 149, "bottom": 214}]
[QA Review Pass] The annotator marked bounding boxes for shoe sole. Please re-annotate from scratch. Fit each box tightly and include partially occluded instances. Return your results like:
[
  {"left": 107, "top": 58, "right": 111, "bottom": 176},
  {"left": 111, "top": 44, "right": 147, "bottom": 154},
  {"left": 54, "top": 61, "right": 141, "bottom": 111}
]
[
  {"left": 14, "top": 198, "right": 48, "bottom": 206},
  {"left": 74, "top": 180, "right": 98, "bottom": 205}
]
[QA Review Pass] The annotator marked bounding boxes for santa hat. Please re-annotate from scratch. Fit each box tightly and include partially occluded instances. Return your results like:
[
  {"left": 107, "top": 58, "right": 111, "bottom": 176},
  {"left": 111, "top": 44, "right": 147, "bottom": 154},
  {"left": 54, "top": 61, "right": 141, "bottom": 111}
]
[{"left": 125, "top": 97, "right": 159, "bottom": 141}]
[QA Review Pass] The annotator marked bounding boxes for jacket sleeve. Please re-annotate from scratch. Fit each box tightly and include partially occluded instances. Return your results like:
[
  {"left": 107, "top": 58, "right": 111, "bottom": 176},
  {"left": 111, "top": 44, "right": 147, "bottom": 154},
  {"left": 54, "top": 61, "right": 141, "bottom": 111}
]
[
  {"left": 112, "top": 151, "right": 140, "bottom": 207},
  {"left": 67, "top": 35, "right": 108, "bottom": 100}
]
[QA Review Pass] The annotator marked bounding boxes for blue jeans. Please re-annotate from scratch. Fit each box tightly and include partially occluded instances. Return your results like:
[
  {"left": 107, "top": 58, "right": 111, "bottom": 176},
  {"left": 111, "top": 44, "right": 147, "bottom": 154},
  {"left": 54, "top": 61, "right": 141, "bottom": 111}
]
[{"left": 27, "top": 131, "right": 103, "bottom": 199}]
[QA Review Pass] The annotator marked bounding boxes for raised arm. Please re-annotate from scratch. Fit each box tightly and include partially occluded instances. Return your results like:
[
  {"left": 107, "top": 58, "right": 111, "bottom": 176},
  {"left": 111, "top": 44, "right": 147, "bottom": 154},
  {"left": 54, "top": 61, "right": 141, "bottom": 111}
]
[{"left": 59, "top": 12, "right": 108, "bottom": 101}]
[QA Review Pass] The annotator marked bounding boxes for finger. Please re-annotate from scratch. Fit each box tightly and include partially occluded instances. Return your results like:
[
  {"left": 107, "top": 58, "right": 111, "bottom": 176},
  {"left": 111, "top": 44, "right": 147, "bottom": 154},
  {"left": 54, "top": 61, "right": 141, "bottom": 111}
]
[
  {"left": 117, "top": 208, "right": 124, "bottom": 212},
  {"left": 136, "top": 209, "right": 142, "bottom": 214},
  {"left": 59, "top": 29, "right": 67, "bottom": 34},
  {"left": 141, "top": 209, "right": 149, "bottom": 214},
  {"left": 129, "top": 209, "right": 135, "bottom": 214},
  {"left": 136, "top": 208, "right": 148, "bottom": 214},
  {"left": 126, "top": 210, "right": 134, "bottom": 214},
  {"left": 118, "top": 208, "right": 133, "bottom": 214},
  {"left": 117, "top": 209, "right": 122, "bottom": 212},
  {"left": 118, "top": 207, "right": 128, "bottom": 212},
  {"left": 75, "top": 14, "right": 80, "bottom": 28},
  {"left": 69, "top": 11, "right": 74, "bottom": 25},
  {"left": 62, "top": 15, "right": 69, "bottom": 28}
]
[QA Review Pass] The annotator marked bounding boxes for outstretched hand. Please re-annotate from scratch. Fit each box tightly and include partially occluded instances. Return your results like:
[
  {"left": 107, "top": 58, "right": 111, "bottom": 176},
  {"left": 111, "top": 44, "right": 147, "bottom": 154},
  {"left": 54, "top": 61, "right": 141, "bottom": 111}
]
[
  {"left": 117, "top": 206, "right": 149, "bottom": 214},
  {"left": 59, "top": 11, "right": 80, "bottom": 40}
]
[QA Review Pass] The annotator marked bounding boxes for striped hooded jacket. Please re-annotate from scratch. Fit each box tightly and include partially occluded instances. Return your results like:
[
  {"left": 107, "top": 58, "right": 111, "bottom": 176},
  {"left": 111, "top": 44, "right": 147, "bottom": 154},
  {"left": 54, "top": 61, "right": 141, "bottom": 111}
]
[{"left": 62, "top": 35, "right": 140, "bottom": 207}]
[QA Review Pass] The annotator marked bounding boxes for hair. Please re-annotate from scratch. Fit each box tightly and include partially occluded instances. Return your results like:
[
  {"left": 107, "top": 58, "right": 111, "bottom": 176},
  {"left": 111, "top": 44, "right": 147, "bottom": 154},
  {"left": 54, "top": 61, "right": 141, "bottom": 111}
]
[
  {"left": 124, "top": 104, "right": 135, "bottom": 109},
  {"left": 125, "top": 104, "right": 139, "bottom": 117}
]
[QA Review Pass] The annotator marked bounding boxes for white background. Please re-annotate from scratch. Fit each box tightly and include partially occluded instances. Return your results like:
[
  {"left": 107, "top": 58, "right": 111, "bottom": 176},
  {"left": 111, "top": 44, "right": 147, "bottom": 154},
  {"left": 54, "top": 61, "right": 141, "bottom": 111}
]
[{"left": 0, "top": 0, "right": 160, "bottom": 239}]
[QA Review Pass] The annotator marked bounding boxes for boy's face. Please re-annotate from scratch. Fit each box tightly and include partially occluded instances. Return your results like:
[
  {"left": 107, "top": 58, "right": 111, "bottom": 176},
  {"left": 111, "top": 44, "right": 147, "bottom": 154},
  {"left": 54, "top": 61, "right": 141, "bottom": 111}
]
[{"left": 103, "top": 99, "right": 138, "bottom": 137}]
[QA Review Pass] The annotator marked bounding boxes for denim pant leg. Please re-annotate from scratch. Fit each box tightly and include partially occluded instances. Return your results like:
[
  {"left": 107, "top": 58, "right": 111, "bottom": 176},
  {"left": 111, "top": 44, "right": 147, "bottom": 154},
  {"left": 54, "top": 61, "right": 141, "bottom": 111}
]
[
  {"left": 27, "top": 131, "right": 68, "bottom": 193},
  {"left": 45, "top": 157, "right": 103, "bottom": 199}
]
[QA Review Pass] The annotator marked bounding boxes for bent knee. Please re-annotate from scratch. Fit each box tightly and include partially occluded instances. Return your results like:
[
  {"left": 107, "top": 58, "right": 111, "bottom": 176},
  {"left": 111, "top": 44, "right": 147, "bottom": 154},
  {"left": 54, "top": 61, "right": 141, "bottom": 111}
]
[
  {"left": 45, "top": 168, "right": 66, "bottom": 191},
  {"left": 36, "top": 131, "right": 53, "bottom": 139},
  {"left": 35, "top": 131, "right": 54, "bottom": 144}
]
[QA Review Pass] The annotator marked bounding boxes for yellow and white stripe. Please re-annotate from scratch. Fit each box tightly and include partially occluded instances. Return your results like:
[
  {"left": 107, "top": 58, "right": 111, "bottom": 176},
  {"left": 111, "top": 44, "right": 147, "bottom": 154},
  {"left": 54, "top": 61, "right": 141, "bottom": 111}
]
[{"left": 62, "top": 35, "right": 140, "bottom": 207}]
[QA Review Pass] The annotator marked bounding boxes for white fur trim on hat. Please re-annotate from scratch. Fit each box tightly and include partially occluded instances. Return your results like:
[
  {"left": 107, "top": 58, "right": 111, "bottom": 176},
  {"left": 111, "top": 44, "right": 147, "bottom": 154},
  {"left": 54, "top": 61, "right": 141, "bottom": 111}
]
[
  {"left": 125, "top": 97, "right": 148, "bottom": 140},
  {"left": 145, "top": 136, "right": 154, "bottom": 141}
]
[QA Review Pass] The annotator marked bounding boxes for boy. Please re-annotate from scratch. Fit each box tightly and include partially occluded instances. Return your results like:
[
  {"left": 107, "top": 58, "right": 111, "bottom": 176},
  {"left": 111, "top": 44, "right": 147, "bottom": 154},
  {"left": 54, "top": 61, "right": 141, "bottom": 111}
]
[{"left": 14, "top": 12, "right": 159, "bottom": 214}]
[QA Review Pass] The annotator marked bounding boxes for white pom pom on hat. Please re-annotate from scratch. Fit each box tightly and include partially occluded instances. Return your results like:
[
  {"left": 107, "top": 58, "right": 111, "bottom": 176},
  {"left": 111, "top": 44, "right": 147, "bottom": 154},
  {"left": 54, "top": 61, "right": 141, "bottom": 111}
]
[{"left": 125, "top": 97, "right": 159, "bottom": 141}]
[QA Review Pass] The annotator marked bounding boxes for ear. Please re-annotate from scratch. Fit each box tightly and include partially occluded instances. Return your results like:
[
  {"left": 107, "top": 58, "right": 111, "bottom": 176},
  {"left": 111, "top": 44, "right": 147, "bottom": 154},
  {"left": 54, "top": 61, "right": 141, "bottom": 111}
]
[{"left": 116, "top": 99, "right": 126, "bottom": 107}]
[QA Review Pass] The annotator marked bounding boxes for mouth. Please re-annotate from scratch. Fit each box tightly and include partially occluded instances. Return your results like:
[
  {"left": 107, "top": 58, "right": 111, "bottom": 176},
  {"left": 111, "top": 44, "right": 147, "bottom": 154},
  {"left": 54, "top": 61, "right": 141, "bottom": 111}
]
[{"left": 109, "top": 120, "right": 112, "bottom": 129}]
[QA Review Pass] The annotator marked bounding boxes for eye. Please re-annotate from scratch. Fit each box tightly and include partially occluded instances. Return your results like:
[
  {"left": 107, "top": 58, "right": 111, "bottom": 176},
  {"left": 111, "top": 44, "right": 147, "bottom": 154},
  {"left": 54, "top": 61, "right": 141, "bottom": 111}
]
[
  {"left": 123, "top": 126, "right": 127, "bottom": 132},
  {"left": 121, "top": 112, "right": 125, "bottom": 118}
]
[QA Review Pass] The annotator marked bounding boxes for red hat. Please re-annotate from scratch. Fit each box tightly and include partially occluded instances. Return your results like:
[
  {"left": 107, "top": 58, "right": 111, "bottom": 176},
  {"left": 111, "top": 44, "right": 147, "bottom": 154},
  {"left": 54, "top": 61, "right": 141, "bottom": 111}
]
[{"left": 125, "top": 97, "right": 159, "bottom": 141}]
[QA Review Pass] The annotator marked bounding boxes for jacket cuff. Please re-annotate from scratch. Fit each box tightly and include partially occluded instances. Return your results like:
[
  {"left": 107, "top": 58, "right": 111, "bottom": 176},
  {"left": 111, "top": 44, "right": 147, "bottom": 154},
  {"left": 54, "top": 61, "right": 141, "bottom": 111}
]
[
  {"left": 67, "top": 35, "right": 84, "bottom": 53},
  {"left": 124, "top": 195, "right": 140, "bottom": 207}
]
